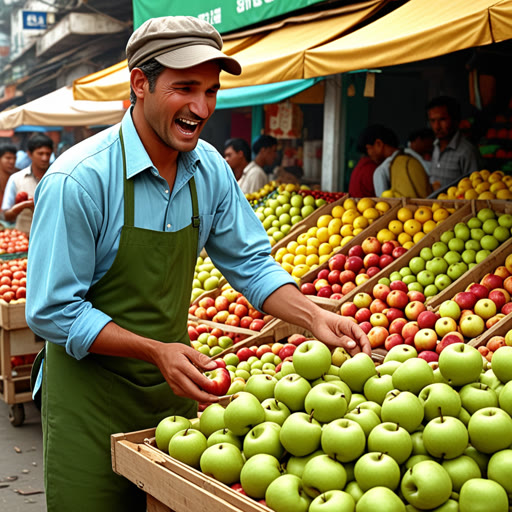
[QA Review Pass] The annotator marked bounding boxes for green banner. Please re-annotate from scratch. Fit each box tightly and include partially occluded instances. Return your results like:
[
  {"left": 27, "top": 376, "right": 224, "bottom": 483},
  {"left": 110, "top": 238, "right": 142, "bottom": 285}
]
[{"left": 133, "top": 0, "right": 327, "bottom": 33}]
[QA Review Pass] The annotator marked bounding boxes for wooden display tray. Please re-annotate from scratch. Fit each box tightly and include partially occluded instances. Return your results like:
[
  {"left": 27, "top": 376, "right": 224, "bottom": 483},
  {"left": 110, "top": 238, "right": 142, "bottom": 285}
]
[
  {"left": 0, "top": 300, "right": 28, "bottom": 330},
  {"left": 111, "top": 428, "right": 268, "bottom": 512},
  {"left": 469, "top": 312, "right": 512, "bottom": 349}
]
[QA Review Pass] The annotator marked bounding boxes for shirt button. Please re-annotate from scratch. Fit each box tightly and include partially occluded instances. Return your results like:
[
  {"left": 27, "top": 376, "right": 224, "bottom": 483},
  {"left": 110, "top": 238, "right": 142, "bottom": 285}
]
[
  {"left": 165, "top": 190, "right": 169, "bottom": 194},
  {"left": 167, "top": 224, "right": 171, "bottom": 228}
]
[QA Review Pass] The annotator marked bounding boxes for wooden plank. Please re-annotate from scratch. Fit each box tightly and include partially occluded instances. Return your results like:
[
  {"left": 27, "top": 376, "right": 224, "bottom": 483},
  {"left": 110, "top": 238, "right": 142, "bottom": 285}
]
[
  {"left": 0, "top": 301, "right": 27, "bottom": 330},
  {"left": 147, "top": 494, "right": 172, "bottom": 512}
]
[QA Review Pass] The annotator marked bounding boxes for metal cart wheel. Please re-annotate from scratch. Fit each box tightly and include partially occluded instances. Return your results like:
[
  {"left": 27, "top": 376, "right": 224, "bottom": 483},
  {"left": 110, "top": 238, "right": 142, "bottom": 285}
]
[{"left": 8, "top": 403, "right": 25, "bottom": 427}]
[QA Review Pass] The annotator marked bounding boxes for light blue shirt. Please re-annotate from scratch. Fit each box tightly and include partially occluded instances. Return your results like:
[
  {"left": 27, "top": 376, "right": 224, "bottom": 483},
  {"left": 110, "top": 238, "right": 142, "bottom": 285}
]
[{"left": 26, "top": 109, "right": 294, "bottom": 360}]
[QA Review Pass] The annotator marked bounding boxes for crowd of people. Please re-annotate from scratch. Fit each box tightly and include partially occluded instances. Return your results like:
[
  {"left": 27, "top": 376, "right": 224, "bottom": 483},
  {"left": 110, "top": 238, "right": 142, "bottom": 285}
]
[{"left": 348, "top": 95, "right": 481, "bottom": 199}]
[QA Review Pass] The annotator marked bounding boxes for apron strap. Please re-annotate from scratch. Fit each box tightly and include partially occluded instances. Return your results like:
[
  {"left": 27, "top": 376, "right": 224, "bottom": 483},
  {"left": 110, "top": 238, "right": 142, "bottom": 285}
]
[{"left": 120, "top": 126, "right": 200, "bottom": 230}]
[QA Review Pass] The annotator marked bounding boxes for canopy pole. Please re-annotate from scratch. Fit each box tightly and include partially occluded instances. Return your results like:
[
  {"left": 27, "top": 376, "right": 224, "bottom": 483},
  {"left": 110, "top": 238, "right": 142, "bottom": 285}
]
[{"left": 321, "top": 75, "right": 343, "bottom": 192}]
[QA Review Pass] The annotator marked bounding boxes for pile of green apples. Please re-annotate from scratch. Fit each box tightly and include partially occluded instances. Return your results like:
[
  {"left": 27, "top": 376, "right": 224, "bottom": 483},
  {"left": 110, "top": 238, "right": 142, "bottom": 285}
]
[
  {"left": 254, "top": 191, "right": 326, "bottom": 245},
  {"left": 191, "top": 255, "right": 224, "bottom": 303},
  {"left": 154, "top": 340, "right": 512, "bottom": 512},
  {"left": 387, "top": 208, "right": 512, "bottom": 298}
]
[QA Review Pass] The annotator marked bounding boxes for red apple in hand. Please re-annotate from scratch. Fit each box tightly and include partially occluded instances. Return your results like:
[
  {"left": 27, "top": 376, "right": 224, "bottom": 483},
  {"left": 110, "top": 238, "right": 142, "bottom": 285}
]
[
  {"left": 15, "top": 191, "right": 29, "bottom": 204},
  {"left": 204, "top": 367, "right": 231, "bottom": 395}
]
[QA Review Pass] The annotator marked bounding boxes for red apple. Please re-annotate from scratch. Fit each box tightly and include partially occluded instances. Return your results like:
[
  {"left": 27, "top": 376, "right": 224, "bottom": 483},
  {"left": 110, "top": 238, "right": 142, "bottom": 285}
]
[
  {"left": 494, "top": 266, "right": 511, "bottom": 280},
  {"left": 385, "top": 307, "right": 405, "bottom": 322},
  {"left": 188, "top": 326, "right": 199, "bottom": 341},
  {"left": 328, "top": 254, "right": 347, "bottom": 271},
  {"left": 340, "top": 302, "right": 358, "bottom": 317},
  {"left": 389, "top": 317, "right": 408, "bottom": 335},
  {"left": 359, "top": 321, "right": 372, "bottom": 334},
  {"left": 339, "top": 270, "right": 356, "bottom": 284},
  {"left": 387, "top": 290, "right": 409, "bottom": 310},
  {"left": 436, "top": 334, "right": 462, "bottom": 354},
  {"left": 348, "top": 245, "right": 365, "bottom": 259},
  {"left": 301, "top": 282, "right": 316, "bottom": 295},
  {"left": 392, "top": 246, "right": 408, "bottom": 259},
  {"left": 407, "top": 290, "right": 426, "bottom": 303},
  {"left": 331, "top": 293, "right": 343, "bottom": 300},
  {"left": 467, "top": 283, "right": 489, "bottom": 299},
  {"left": 370, "top": 299, "right": 388, "bottom": 314},
  {"left": 332, "top": 283, "right": 342, "bottom": 294},
  {"left": 384, "top": 333, "right": 405, "bottom": 351},
  {"left": 288, "top": 334, "right": 307, "bottom": 346},
  {"left": 342, "top": 282, "right": 357, "bottom": 295},
  {"left": 368, "top": 326, "right": 389, "bottom": 348},
  {"left": 317, "top": 286, "right": 333, "bottom": 298},
  {"left": 363, "top": 253, "right": 381, "bottom": 269},
  {"left": 488, "top": 290, "right": 508, "bottom": 312},
  {"left": 503, "top": 276, "right": 512, "bottom": 295},
  {"left": 204, "top": 367, "right": 231, "bottom": 396},
  {"left": 345, "top": 256, "right": 364, "bottom": 273},
  {"left": 317, "top": 269, "right": 330, "bottom": 281},
  {"left": 196, "top": 325, "right": 210, "bottom": 335},
  {"left": 373, "top": 283, "right": 391, "bottom": 301},
  {"left": 355, "top": 308, "right": 372, "bottom": 323},
  {"left": 236, "top": 347, "right": 256, "bottom": 361},
  {"left": 198, "top": 296, "right": 216, "bottom": 309},
  {"left": 328, "top": 270, "right": 341, "bottom": 285},
  {"left": 194, "top": 306, "right": 208, "bottom": 320},
  {"left": 389, "top": 280, "right": 408, "bottom": 293},
  {"left": 417, "top": 310, "right": 439, "bottom": 330},
  {"left": 381, "top": 241, "right": 395, "bottom": 255},
  {"left": 214, "top": 295, "right": 230, "bottom": 311},
  {"left": 234, "top": 304, "right": 248, "bottom": 318},
  {"left": 240, "top": 316, "right": 253, "bottom": 329},
  {"left": 453, "top": 291, "right": 478, "bottom": 311},
  {"left": 366, "top": 266, "right": 381, "bottom": 278},
  {"left": 379, "top": 254, "right": 394, "bottom": 269},
  {"left": 278, "top": 344, "right": 296, "bottom": 359},
  {"left": 256, "top": 345, "right": 272, "bottom": 359},
  {"left": 402, "top": 321, "right": 420, "bottom": 340},
  {"left": 225, "top": 314, "right": 241, "bottom": 327},
  {"left": 480, "top": 273, "right": 504, "bottom": 290},
  {"left": 501, "top": 302, "right": 512, "bottom": 315},
  {"left": 417, "top": 350, "right": 439, "bottom": 363},
  {"left": 361, "top": 237, "right": 382, "bottom": 255},
  {"left": 314, "top": 279, "right": 330, "bottom": 291}
]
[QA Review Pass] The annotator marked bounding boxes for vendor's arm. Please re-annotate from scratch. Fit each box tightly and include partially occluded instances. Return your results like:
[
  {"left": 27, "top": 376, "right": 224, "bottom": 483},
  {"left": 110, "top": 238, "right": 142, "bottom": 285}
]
[
  {"left": 2, "top": 199, "right": 34, "bottom": 222},
  {"left": 262, "top": 284, "right": 371, "bottom": 356}
]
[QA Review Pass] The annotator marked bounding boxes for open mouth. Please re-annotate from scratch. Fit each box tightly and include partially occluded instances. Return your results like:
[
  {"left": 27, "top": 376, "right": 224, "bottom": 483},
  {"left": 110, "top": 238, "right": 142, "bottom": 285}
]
[{"left": 176, "top": 117, "right": 200, "bottom": 135}]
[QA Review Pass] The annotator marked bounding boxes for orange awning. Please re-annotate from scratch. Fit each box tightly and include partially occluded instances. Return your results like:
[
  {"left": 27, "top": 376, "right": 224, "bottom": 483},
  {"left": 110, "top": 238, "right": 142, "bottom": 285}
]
[{"left": 305, "top": 0, "right": 512, "bottom": 78}]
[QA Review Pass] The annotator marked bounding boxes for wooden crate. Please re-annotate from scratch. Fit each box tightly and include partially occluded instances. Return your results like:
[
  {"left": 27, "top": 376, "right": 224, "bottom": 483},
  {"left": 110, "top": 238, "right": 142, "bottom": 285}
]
[
  {"left": 469, "top": 312, "right": 512, "bottom": 349},
  {"left": 0, "top": 300, "right": 28, "bottom": 330},
  {"left": 0, "top": 327, "right": 43, "bottom": 405},
  {"left": 111, "top": 428, "right": 268, "bottom": 512}
]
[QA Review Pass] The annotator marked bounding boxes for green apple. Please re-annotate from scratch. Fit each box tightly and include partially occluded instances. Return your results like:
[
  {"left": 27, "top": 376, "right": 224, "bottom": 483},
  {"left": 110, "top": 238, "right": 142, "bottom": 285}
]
[
  {"left": 392, "top": 358, "right": 434, "bottom": 395},
  {"left": 403, "top": 454, "right": 434, "bottom": 472},
  {"left": 477, "top": 207, "right": 496, "bottom": 223},
  {"left": 383, "top": 345, "right": 418, "bottom": 363},
  {"left": 400, "top": 266, "right": 413, "bottom": 277},
  {"left": 356, "top": 486, "right": 406, "bottom": 512},
  {"left": 338, "top": 352, "right": 377, "bottom": 392},
  {"left": 332, "top": 347, "right": 351, "bottom": 366},
  {"left": 363, "top": 374, "right": 394, "bottom": 405},
  {"left": 274, "top": 373, "right": 312, "bottom": 411},
  {"left": 467, "top": 406, "right": 512, "bottom": 454},
  {"left": 285, "top": 450, "right": 323, "bottom": 478},
  {"left": 443, "top": 250, "right": 462, "bottom": 265},
  {"left": 375, "top": 360, "right": 401, "bottom": 376},
  {"left": 200, "top": 442, "right": 244, "bottom": 484},
  {"left": 206, "top": 428, "right": 242, "bottom": 449},
  {"left": 223, "top": 353, "right": 239, "bottom": 366},
  {"left": 447, "top": 262, "right": 467, "bottom": 280},
  {"left": 498, "top": 380, "right": 512, "bottom": 416},
  {"left": 420, "top": 247, "right": 434, "bottom": 261},
  {"left": 367, "top": 422, "right": 412, "bottom": 464},
  {"left": 265, "top": 474, "right": 311, "bottom": 512},
  {"left": 461, "top": 249, "right": 476, "bottom": 264},
  {"left": 280, "top": 412, "right": 322, "bottom": 456},
  {"left": 168, "top": 428, "right": 207, "bottom": 468},
  {"left": 345, "top": 480, "right": 364, "bottom": 503},
  {"left": 426, "top": 256, "right": 449, "bottom": 275},
  {"left": 347, "top": 393, "right": 367, "bottom": 410},
  {"left": 458, "top": 382, "right": 498, "bottom": 414},
  {"left": 440, "top": 230, "right": 455, "bottom": 244},
  {"left": 390, "top": 271, "right": 403, "bottom": 282},
  {"left": 155, "top": 415, "right": 191, "bottom": 452},
  {"left": 261, "top": 398, "right": 291, "bottom": 425},
  {"left": 480, "top": 234, "right": 499, "bottom": 251},
  {"left": 302, "top": 454, "right": 347, "bottom": 498},
  {"left": 381, "top": 390, "right": 424, "bottom": 433},
  {"left": 490, "top": 346, "right": 512, "bottom": 383},
  {"left": 321, "top": 418, "right": 366, "bottom": 463},
  {"left": 419, "top": 383, "right": 462, "bottom": 422},
  {"left": 458, "top": 406, "right": 471, "bottom": 426},
  {"left": 467, "top": 216, "right": 482, "bottom": 229},
  {"left": 482, "top": 218, "right": 499, "bottom": 234},
  {"left": 475, "top": 248, "right": 491, "bottom": 263},
  {"left": 479, "top": 368, "right": 504, "bottom": 393},
  {"left": 459, "top": 478, "right": 508, "bottom": 512},
  {"left": 309, "top": 490, "right": 356, "bottom": 512},
  {"left": 417, "top": 270, "right": 435, "bottom": 286},
  {"left": 245, "top": 374, "right": 277, "bottom": 402},
  {"left": 465, "top": 238, "right": 481, "bottom": 251},
  {"left": 402, "top": 274, "right": 417, "bottom": 285},
  {"left": 487, "top": 449, "right": 512, "bottom": 494},
  {"left": 400, "top": 460, "right": 452, "bottom": 510},
  {"left": 313, "top": 377, "right": 352, "bottom": 406},
  {"left": 431, "top": 241, "right": 449, "bottom": 258},
  {"left": 492, "top": 225, "right": 510, "bottom": 242},
  {"left": 423, "top": 284, "right": 438, "bottom": 297},
  {"left": 354, "top": 452, "right": 401, "bottom": 491},
  {"left": 223, "top": 391, "right": 265, "bottom": 436},
  {"left": 243, "top": 421, "right": 284, "bottom": 459},
  {"left": 422, "top": 415, "right": 469, "bottom": 459},
  {"left": 344, "top": 407, "right": 381, "bottom": 437},
  {"left": 448, "top": 237, "right": 465, "bottom": 253},
  {"left": 441, "top": 455, "right": 481, "bottom": 493},
  {"left": 358, "top": 400, "right": 382, "bottom": 419},
  {"left": 293, "top": 340, "right": 332, "bottom": 380},
  {"left": 438, "top": 343, "right": 483, "bottom": 386},
  {"left": 438, "top": 299, "right": 461, "bottom": 320},
  {"left": 459, "top": 314, "right": 485, "bottom": 338},
  {"left": 411, "top": 430, "right": 428, "bottom": 455},
  {"left": 454, "top": 223, "right": 470, "bottom": 241},
  {"left": 199, "top": 403, "right": 226, "bottom": 437},
  {"left": 280, "top": 360, "right": 296, "bottom": 376},
  {"left": 408, "top": 282, "right": 424, "bottom": 293},
  {"left": 409, "top": 256, "right": 426, "bottom": 274},
  {"left": 304, "top": 382, "right": 348, "bottom": 423},
  {"left": 498, "top": 213, "right": 512, "bottom": 228}
]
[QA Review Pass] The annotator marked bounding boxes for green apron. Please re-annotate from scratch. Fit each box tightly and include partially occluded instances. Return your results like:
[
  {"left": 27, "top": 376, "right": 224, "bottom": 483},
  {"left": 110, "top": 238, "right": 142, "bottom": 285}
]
[{"left": 42, "top": 128, "right": 199, "bottom": 511}]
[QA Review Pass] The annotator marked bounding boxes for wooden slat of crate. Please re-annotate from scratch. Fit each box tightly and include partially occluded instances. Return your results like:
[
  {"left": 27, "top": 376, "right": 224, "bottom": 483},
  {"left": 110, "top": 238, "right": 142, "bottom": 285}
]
[
  {"left": 111, "top": 429, "right": 267, "bottom": 512},
  {"left": 427, "top": 236, "right": 512, "bottom": 309},
  {"left": 469, "top": 312, "right": 512, "bottom": 349},
  {"left": 0, "top": 301, "right": 27, "bottom": 330},
  {"left": 335, "top": 201, "right": 473, "bottom": 307},
  {"left": 187, "top": 315, "right": 256, "bottom": 336}
]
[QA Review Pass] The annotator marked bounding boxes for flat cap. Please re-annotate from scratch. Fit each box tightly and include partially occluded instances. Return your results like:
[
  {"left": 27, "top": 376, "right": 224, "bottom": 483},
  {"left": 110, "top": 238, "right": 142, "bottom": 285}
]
[{"left": 126, "top": 16, "right": 241, "bottom": 75}]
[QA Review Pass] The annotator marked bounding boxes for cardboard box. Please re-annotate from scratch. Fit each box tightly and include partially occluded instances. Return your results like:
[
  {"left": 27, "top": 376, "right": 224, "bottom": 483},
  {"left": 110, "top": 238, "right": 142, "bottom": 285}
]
[{"left": 111, "top": 428, "right": 267, "bottom": 512}]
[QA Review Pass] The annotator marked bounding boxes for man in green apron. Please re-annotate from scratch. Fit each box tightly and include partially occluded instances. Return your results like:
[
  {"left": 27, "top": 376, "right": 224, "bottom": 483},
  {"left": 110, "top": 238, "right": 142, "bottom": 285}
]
[{"left": 26, "top": 16, "right": 370, "bottom": 511}]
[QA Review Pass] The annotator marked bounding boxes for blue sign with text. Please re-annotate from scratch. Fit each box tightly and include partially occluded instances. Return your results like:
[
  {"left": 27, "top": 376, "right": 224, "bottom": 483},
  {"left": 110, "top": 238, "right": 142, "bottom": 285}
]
[{"left": 22, "top": 11, "right": 47, "bottom": 30}]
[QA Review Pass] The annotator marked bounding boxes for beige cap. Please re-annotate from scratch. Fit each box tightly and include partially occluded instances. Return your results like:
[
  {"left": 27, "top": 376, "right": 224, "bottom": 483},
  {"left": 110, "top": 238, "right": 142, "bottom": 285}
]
[{"left": 126, "top": 16, "right": 241, "bottom": 75}]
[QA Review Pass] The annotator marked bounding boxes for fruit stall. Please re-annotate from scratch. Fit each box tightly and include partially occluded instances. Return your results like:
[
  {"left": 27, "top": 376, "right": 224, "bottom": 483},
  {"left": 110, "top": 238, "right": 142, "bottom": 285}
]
[
  {"left": 109, "top": 169, "right": 512, "bottom": 512},
  {"left": 0, "top": 229, "right": 42, "bottom": 426}
]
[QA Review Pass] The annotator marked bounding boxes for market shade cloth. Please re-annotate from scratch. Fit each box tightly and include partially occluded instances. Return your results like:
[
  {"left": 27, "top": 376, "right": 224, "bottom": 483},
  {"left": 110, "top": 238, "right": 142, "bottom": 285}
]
[
  {"left": 72, "top": 0, "right": 386, "bottom": 101},
  {"left": 0, "top": 87, "right": 127, "bottom": 129},
  {"left": 304, "top": 0, "right": 512, "bottom": 78}
]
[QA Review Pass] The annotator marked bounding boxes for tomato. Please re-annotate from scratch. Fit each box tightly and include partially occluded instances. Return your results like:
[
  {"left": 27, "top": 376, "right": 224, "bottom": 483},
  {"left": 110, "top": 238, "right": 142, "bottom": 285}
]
[{"left": 2, "top": 291, "right": 15, "bottom": 302}]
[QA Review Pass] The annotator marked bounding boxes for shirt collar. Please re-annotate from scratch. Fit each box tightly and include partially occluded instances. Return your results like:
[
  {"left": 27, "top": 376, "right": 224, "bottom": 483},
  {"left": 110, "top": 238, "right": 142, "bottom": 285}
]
[
  {"left": 120, "top": 108, "right": 201, "bottom": 180},
  {"left": 434, "top": 130, "right": 462, "bottom": 151}
]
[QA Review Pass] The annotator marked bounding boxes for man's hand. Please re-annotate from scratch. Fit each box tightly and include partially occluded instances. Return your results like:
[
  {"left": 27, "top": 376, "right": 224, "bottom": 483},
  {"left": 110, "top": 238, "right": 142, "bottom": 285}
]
[
  {"left": 309, "top": 308, "right": 371, "bottom": 356},
  {"left": 154, "top": 343, "right": 222, "bottom": 404}
]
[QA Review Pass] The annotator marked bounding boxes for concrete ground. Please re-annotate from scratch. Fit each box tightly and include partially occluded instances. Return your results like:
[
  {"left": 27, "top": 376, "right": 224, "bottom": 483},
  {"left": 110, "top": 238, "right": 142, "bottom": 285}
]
[{"left": 0, "top": 399, "right": 45, "bottom": 511}]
